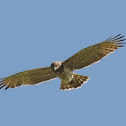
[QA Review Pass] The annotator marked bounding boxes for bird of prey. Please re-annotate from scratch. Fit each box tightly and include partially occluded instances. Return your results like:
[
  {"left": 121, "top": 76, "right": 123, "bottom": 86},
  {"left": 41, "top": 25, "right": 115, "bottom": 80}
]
[{"left": 0, "top": 34, "right": 125, "bottom": 90}]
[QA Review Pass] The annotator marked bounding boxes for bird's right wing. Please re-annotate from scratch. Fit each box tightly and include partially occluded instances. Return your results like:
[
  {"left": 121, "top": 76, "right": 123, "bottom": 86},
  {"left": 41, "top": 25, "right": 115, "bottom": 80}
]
[
  {"left": 63, "top": 34, "right": 125, "bottom": 71},
  {"left": 0, "top": 67, "right": 57, "bottom": 90}
]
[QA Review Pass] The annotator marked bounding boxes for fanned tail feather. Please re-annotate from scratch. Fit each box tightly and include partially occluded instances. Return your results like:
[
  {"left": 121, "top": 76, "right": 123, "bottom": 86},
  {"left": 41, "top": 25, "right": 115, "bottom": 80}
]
[{"left": 60, "top": 74, "right": 90, "bottom": 90}]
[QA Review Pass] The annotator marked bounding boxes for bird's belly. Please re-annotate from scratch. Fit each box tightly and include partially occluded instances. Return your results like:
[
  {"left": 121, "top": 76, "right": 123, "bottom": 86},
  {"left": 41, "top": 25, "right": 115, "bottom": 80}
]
[{"left": 58, "top": 69, "right": 73, "bottom": 83}]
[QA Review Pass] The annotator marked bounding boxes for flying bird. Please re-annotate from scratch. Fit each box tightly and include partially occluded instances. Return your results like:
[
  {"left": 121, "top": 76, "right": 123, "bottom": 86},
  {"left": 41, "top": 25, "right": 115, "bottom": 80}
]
[{"left": 0, "top": 34, "right": 125, "bottom": 90}]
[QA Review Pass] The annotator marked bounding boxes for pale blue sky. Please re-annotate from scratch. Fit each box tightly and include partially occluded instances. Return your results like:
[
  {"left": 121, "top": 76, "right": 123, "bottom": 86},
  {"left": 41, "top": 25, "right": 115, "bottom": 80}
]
[{"left": 0, "top": 0, "right": 126, "bottom": 126}]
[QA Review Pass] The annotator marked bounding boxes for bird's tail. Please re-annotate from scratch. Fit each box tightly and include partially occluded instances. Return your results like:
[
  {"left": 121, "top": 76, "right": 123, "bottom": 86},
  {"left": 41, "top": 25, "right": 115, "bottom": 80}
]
[{"left": 60, "top": 74, "right": 90, "bottom": 90}]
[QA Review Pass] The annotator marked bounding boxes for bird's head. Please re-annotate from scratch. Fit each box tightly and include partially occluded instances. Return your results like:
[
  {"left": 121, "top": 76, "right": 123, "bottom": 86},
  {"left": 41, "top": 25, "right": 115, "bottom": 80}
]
[{"left": 51, "top": 61, "right": 62, "bottom": 71}]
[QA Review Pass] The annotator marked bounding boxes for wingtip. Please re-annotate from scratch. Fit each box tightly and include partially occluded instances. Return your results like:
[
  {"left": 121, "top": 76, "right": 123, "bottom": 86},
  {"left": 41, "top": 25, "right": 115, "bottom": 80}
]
[
  {"left": 0, "top": 79, "right": 8, "bottom": 90},
  {"left": 111, "top": 34, "right": 126, "bottom": 45},
  {"left": 5, "top": 86, "right": 9, "bottom": 90}
]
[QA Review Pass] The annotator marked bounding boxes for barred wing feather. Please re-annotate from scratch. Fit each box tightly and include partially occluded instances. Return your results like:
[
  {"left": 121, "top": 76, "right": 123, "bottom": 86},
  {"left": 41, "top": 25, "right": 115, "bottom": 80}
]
[
  {"left": 64, "top": 34, "right": 125, "bottom": 70},
  {"left": 0, "top": 67, "right": 57, "bottom": 90}
]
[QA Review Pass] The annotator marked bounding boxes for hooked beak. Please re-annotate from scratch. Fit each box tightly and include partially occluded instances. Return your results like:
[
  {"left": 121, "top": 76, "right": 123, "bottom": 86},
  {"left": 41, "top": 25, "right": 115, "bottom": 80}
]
[
  {"left": 51, "top": 63, "right": 57, "bottom": 70},
  {"left": 53, "top": 67, "right": 57, "bottom": 70}
]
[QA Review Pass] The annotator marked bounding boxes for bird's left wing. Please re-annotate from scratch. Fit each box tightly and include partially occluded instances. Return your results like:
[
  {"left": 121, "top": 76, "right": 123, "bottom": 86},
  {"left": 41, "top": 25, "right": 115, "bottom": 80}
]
[
  {"left": 0, "top": 67, "right": 57, "bottom": 90},
  {"left": 64, "top": 34, "right": 125, "bottom": 71}
]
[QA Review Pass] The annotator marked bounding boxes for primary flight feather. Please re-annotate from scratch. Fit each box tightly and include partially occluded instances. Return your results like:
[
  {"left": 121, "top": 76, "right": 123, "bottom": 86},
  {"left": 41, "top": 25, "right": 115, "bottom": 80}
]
[{"left": 0, "top": 34, "right": 125, "bottom": 90}]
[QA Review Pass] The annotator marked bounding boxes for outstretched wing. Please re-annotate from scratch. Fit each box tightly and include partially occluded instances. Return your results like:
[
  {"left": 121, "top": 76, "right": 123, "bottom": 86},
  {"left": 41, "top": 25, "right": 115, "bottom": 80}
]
[
  {"left": 64, "top": 34, "right": 125, "bottom": 70},
  {"left": 0, "top": 67, "right": 57, "bottom": 90}
]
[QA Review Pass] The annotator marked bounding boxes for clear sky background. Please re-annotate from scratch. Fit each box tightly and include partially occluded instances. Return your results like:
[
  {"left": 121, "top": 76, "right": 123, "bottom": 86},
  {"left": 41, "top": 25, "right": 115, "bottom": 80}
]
[{"left": 0, "top": 0, "right": 126, "bottom": 126}]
